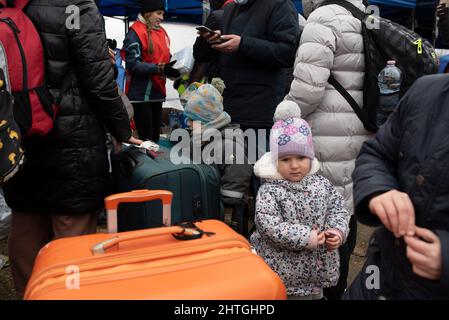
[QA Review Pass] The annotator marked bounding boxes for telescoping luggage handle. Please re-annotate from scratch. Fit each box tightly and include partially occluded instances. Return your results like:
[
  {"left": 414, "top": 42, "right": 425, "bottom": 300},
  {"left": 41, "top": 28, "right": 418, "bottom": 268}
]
[{"left": 104, "top": 190, "right": 173, "bottom": 233}]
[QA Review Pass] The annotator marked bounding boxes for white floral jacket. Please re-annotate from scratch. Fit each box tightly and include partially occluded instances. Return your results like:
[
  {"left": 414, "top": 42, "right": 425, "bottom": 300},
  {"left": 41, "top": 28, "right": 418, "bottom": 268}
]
[{"left": 250, "top": 153, "right": 350, "bottom": 296}]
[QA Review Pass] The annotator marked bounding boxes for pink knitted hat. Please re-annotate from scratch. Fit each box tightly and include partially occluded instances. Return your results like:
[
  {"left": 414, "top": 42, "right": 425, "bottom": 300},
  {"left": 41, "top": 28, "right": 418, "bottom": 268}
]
[{"left": 270, "top": 101, "right": 314, "bottom": 160}]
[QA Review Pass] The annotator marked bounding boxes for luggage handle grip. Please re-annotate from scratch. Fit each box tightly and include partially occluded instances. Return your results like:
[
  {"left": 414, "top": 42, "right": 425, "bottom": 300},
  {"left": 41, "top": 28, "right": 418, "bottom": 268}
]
[
  {"left": 104, "top": 190, "right": 173, "bottom": 233},
  {"left": 91, "top": 226, "right": 201, "bottom": 255}
]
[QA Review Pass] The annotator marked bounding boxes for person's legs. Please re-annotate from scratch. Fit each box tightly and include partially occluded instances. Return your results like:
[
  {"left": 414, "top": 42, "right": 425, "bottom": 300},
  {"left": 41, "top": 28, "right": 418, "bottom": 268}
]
[
  {"left": 150, "top": 102, "right": 163, "bottom": 143},
  {"left": 8, "top": 211, "right": 52, "bottom": 299},
  {"left": 132, "top": 102, "right": 153, "bottom": 141},
  {"left": 51, "top": 212, "right": 98, "bottom": 239}
]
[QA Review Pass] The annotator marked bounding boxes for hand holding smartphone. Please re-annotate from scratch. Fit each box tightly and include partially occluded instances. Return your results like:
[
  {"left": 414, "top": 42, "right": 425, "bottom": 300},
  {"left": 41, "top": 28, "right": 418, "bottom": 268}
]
[
  {"left": 196, "top": 25, "right": 218, "bottom": 35},
  {"left": 196, "top": 25, "right": 225, "bottom": 44}
]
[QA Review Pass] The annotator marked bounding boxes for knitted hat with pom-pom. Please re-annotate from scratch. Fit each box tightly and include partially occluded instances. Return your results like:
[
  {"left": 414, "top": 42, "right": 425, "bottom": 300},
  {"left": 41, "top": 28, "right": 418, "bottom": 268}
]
[{"left": 270, "top": 101, "right": 314, "bottom": 160}]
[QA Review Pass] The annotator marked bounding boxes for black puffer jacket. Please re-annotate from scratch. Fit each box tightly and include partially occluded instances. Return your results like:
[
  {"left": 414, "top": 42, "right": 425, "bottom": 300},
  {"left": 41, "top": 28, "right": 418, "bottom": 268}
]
[
  {"left": 3, "top": 0, "right": 131, "bottom": 215},
  {"left": 352, "top": 74, "right": 449, "bottom": 299},
  {"left": 219, "top": 0, "right": 300, "bottom": 128}
]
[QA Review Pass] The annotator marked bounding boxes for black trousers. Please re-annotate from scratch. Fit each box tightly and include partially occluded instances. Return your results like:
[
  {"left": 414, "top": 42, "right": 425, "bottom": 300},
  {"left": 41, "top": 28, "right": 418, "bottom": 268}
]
[
  {"left": 323, "top": 215, "right": 358, "bottom": 300},
  {"left": 132, "top": 101, "right": 162, "bottom": 142}
]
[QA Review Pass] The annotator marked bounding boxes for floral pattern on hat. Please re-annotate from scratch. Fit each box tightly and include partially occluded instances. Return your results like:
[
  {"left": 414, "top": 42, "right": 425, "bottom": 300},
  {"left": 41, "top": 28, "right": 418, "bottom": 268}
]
[
  {"left": 299, "top": 125, "right": 310, "bottom": 136},
  {"left": 278, "top": 134, "right": 291, "bottom": 146},
  {"left": 283, "top": 125, "right": 299, "bottom": 136}
]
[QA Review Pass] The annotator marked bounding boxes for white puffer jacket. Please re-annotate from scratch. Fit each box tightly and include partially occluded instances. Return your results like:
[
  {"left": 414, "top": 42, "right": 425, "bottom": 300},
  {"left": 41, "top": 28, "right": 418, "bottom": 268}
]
[{"left": 285, "top": 0, "right": 373, "bottom": 214}]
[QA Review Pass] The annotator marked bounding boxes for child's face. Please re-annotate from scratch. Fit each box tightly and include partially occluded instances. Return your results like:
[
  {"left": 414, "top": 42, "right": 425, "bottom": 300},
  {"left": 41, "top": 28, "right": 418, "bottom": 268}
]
[
  {"left": 144, "top": 10, "right": 164, "bottom": 29},
  {"left": 277, "top": 155, "right": 311, "bottom": 182}
]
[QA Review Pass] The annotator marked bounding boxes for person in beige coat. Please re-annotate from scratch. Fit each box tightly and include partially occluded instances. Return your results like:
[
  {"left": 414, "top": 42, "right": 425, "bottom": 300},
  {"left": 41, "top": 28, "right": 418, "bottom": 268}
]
[{"left": 285, "top": 0, "right": 372, "bottom": 299}]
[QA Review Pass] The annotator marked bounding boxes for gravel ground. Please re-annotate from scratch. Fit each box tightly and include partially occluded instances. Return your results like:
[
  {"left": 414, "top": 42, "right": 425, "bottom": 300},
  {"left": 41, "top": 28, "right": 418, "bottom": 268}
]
[{"left": 0, "top": 239, "right": 15, "bottom": 300}]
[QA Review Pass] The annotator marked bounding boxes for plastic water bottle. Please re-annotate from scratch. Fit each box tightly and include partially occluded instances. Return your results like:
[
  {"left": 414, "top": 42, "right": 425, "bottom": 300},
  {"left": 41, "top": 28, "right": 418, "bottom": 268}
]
[{"left": 377, "top": 60, "right": 402, "bottom": 127}]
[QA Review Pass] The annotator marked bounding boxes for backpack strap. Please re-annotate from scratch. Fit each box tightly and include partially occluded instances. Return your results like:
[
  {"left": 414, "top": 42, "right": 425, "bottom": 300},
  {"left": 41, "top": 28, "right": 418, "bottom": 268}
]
[
  {"left": 320, "top": 0, "right": 367, "bottom": 22},
  {"left": 328, "top": 75, "right": 377, "bottom": 132},
  {"left": 321, "top": 2, "right": 377, "bottom": 132}
]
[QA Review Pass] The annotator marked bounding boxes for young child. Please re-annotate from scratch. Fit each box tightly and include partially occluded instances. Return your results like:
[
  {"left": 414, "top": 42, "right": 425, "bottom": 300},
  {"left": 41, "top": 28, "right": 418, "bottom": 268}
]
[
  {"left": 250, "top": 101, "right": 350, "bottom": 300},
  {"left": 182, "top": 84, "right": 252, "bottom": 228}
]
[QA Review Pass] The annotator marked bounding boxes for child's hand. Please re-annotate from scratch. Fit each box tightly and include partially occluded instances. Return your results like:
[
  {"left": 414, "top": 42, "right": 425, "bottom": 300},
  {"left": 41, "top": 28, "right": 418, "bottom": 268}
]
[
  {"left": 325, "top": 231, "right": 342, "bottom": 251},
  {"left": 317, "top": 231, "right": 326, "bottom": 246}
]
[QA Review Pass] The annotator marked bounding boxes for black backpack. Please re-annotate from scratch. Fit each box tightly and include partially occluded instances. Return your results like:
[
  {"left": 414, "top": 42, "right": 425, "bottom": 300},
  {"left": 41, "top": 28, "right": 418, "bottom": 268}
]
[
  {"left": 0, "top": 67, "right": 25, "bottom": 183},
  {"left": 321, "top": 1, "right": 438, "bottom": 132}
]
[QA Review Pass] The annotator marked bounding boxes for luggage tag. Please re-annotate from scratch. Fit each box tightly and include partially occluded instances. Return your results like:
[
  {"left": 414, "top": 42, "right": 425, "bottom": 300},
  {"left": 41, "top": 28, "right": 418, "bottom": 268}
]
[
  {"left": 122, "top": 141, "right": 164, "bottom": 159},
  {"left": 125, "top": 140, "right": 161, "bottom": 158},
  {"left": 172, "top": 221, "right": 216, "bottom": 241}
]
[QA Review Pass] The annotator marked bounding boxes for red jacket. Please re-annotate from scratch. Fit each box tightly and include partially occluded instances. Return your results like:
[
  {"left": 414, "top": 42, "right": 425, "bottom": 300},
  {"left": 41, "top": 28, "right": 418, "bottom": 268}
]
[{"left": 123, "top": 21, "right": 171, "bottom": 99}]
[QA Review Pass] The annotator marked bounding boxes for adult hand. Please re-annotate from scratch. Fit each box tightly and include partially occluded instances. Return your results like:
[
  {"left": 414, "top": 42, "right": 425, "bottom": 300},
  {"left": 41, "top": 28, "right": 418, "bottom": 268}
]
[
  {"left": 199, "top": 29, "right": 222, "bottom": 43},
  {"left": 113, "top": 136, "right": 143, "bottom": 154},
  {"left": 369, "top": 190, "right": 416, "bottom": 238},
  {"left": 109, "top": 48, "right": 116, "bottom": 64},
  {"left": 404, "top": 227, "right": 442, "bottom": 280},
  {"left": 128, "top": 136, "right": 143, "bottom": 146},
  {"left": 324, "top": 231, "right": 342, "bottom": 251},
  {"left": 212, "top": 34, "right": 241, "bottom": 53}
]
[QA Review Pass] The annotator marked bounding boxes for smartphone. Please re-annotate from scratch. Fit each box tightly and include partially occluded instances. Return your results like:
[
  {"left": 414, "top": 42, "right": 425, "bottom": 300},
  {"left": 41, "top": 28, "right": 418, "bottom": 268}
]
[{"left": 196, "top": 25, "right": 217, "bottom": 35}]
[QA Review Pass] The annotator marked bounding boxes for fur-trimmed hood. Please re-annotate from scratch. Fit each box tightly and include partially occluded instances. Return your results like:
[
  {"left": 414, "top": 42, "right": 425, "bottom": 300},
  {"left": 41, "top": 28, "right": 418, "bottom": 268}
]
[{"left": 254, "top": 152, "right": 320, "bottom": 180}]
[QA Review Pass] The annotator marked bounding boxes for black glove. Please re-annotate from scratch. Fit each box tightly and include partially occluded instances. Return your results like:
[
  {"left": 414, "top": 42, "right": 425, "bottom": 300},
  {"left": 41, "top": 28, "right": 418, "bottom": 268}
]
[{"left": 163, "top": 60, "right": 181, "bottom": 79}]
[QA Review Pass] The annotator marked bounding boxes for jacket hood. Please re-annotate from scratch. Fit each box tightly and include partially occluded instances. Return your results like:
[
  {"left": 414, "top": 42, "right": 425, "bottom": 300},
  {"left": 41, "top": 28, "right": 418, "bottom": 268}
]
[{"left": 254, "top": 152, "right": 320, "bottom": 180}]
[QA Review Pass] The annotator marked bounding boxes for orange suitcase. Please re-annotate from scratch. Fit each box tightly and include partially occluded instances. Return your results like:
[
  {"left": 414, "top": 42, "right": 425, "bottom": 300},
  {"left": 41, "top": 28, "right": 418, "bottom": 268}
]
[{"left": 24, "top": 190, "right": 286, "bottom": 300}]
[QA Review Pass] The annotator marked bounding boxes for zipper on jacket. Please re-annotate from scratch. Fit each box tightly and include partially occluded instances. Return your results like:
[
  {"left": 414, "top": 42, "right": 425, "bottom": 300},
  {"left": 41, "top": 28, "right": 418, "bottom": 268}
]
[{"left": 0, "top": 18, "right": 27, "bottom": 90}]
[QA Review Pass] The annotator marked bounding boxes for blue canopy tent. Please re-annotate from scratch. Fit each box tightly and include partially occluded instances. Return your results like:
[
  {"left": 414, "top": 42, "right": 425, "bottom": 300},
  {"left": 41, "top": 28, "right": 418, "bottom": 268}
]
[
  {"left": 98, "top": 0, "right": 205, "bottom": 31},
  {"left": 99, "top": 0, "right": 440, "bottom": 43}
]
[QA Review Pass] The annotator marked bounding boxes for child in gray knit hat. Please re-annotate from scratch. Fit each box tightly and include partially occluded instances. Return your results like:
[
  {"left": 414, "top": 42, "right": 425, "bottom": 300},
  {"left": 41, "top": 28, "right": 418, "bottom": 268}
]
[{"left": 250, "top": 100, "right": 350, "bottom": 300}]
